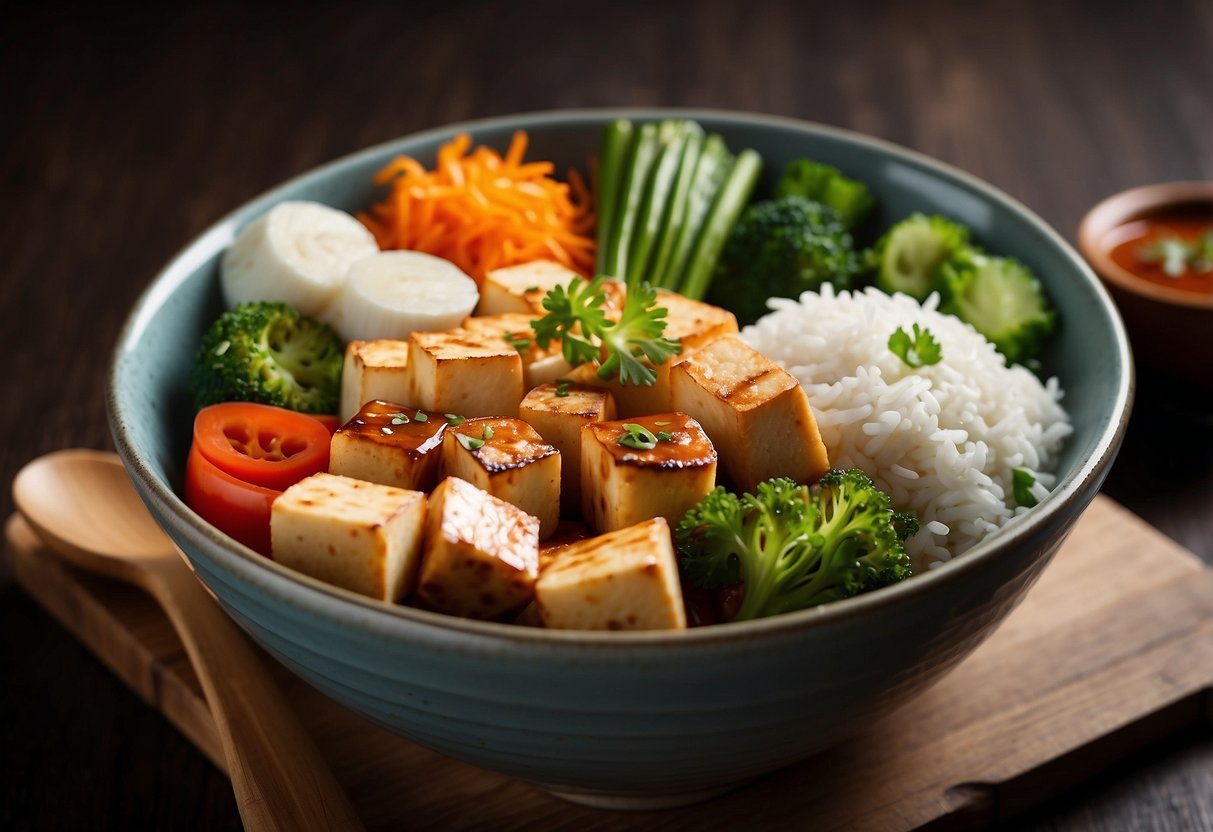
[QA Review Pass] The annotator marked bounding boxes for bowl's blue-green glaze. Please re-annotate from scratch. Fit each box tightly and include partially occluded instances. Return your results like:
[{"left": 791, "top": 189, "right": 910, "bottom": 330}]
[{"left": 108, "top": 110, "right": 1131, "bottom": 806}]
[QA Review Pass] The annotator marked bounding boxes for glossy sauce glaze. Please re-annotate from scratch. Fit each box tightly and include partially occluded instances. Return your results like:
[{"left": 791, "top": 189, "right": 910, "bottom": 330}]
[
  {"left": 1105, "top": 204, "right": 1213, "bottom": 295},
  {"left": 340, "top": 400, "right": 446, "bottom": 458},
  {"left": 587, "top": 412, "right": 717, "bottom": 470},
  {"left": 449, "top": 416, "right": 559, "bottom": 473}
]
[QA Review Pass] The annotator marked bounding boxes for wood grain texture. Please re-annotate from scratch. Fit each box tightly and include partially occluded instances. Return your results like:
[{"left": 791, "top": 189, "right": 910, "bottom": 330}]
[
  {"left": 6, "top": 497, "right": 1212, "bottom": 831},
  {"left": 2, "top": 0, "right": 1211, "bottom": 829}
]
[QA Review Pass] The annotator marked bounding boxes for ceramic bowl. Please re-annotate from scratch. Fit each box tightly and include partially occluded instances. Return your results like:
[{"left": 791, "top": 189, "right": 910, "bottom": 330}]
[
  {"left": 108, "top": 110, "right": 1132, "bottom": 808},
  {"left": 1077, "top": 181, "right": 1213, "bottom": 385}
]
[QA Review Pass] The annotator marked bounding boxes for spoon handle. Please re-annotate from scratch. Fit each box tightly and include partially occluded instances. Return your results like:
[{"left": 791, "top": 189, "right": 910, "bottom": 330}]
[{"left": 148, "top": 559, "right": 364, "bottom": 832}]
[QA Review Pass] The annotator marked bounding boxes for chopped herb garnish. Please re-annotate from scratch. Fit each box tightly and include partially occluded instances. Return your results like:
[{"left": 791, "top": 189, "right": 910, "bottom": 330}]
[
  {"left": 531, "top": 277, "right": 682, "bottom": 386},
  {"left": 524, "top": 285, "right": 541, "bottom": 294},
  {"left": 1139, "top": 234, "right": 1213, "bottom": 276},
  {"left": 504, "top": 331, "right": 532, "bottom": 353},
  {"left": 390, "top": 412, "right": 410, "bottom": 425},
  {"left": 443, "top": 413, "right": 466, "bottom": 426},
  {"left": 1012, "top": 467, "right": 1039, "bottom": 508},
  {"left": 656, "top": 431, "right": 674, "bottom": 442},
  {"left": 482, "top": 425, "right": 494, "bottom": 440},
  {"left": 381, "top": 426, "right": 394, "bottom": 435},
  {"left": 618, "top": 423, "right": 658, "bottom": 451},
  {"left": 413, "top": 411, "right": 428, "bottom": 422},
  {"left": 554, "top": 380, "right": 571, "bottom": 397},
  {"left": 888, "top": 324, "right": 943, "bottom": 369},
  {"left": 654, "top": 420, "right": 671, "bottom": 426},
  {"left": 457, "top": 433, "right": 485, "bottom": 451}
]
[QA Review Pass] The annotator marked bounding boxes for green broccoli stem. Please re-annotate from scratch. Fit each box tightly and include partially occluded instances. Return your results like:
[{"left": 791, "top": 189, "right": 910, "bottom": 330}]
[
  {"left": 678, "top": 148, "right": 763, "bottom": 300},
  {"left": 603, "top": 123, "right": 660, "bottom": 280},
  {"left": 734, "top": 500, "right": 813, "bottom": 621},
  {"left": 594, "top": 119, "right": 633, "bottom": 272},
  {"left": 626, "top": 122, "right": 690, "bottom": 290}
]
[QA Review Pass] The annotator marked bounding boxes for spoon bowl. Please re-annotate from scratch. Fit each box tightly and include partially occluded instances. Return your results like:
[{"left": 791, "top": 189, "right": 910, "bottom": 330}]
[{"left": 12, "top": 449, "right": 363, "bottom": 832}]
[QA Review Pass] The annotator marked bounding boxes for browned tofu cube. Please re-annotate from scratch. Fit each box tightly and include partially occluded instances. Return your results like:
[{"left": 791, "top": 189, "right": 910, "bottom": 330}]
[
  {"left": 271, "top": 473, "right": 426, "bottom": 602},
  {"left": 476, "top": 260, "right": 581, "bottom": 316},
  {"left": 405, "top": 329, "right": 524, "bottom": 417},
  {"left": 460, "top": 312, "right": 572, "bottom": 388},
  {"left": 671, "top": 335, "right": 829, "bottom": 491},
  {"left": 340, "top": 339, "right": 411, "bottom": 423},
  {"left": 656, "top": 289, "right": 739, "bottom": 351},
  {"left": 416, "top": 477, "right": 540, "bottom": 619},
  {"left": 535, "top": 517, "right": 687, "bottom": 631},
  {"left": 580, "top": 412, "right": 716, "bottom": 533},
  {"left": 442, "top": 417, "right": 561, "bottom": 538},
  {"left": 518, "top": 382, "right": 616, "bottom": 514},
  {"left": 329, "top": 400, "right": 446, "bottom": 491}
]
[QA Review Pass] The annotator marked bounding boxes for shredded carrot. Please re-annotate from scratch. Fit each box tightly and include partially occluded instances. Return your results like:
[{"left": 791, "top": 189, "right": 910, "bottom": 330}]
[{"left": 358, "top": 131, "right": 596, "bottom": 284}]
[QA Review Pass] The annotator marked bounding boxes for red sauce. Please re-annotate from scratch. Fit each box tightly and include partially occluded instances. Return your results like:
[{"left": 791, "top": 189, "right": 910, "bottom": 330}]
[{"left": 1106, "top": 205, "right": 1213, "bottom": 295}]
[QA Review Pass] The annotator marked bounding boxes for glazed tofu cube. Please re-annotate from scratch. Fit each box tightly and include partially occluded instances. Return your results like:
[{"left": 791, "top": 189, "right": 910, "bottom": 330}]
[
  {"left": 329, "top": 400, "right": 446, "bottom": 491},
  {"left": 460, "top": 312, "right": 572, "bottom": 388},
  {"left": 442, "top": 417, "right": 561, "bottom": 538},
  {"left": 580, "top": 413, "right": 716, "bottom": 533},
  {"left": 339, "top": 339, "right": 411, "bottom": 423},
  {"left": 656, "top": 289, "right": 739, "bottom": 351},
  {"left": 416, "top": 477, "right": 540, "bottom": 619},
  {"left": 519, "top": 383, "right": 616, "bottom": 513},
  {"left": 405, "top": 329, "right": 524, "bottom": 417},
  {"left": 476, "top": 260, "right": 581, "bottom": 316},
  {"left": 271, "top": 473, "right": 426, "bottom": 602},
  {"left": 535, "top": 517, "right": 687, "bottom": 631},
  {"left": 671, "top": 335, "right": 829, "bottom": 491}
]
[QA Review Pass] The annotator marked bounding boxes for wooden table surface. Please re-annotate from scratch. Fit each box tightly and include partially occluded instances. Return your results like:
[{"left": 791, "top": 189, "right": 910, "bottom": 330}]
[{"left": 2, "top": 1, "right": 1210, "bottom": 829}]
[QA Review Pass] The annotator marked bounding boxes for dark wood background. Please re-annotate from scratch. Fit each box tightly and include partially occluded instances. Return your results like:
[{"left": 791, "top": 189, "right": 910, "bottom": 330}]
[{"left": 2, "top": 1, "right": 1210, "bottom": 829}]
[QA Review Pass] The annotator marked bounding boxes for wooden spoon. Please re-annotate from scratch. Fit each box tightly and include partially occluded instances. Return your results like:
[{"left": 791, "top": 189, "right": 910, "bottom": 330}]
[{"left": 13, "top": 449, "right": 364, "bottom": 832}]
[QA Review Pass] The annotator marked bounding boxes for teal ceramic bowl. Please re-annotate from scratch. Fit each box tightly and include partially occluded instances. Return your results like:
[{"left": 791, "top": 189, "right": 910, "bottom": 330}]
[{"left": 108, "top": 110, "right": 1131, "bottom": 808}]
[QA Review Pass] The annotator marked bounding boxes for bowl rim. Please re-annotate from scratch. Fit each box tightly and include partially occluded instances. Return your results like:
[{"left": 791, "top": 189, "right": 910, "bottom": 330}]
[
  {"left": 1076, "top": 180, "right": 1213, "bottom": 311},
  {"left": 108, "top": 107, "right": 1134, "bottom": 649}
]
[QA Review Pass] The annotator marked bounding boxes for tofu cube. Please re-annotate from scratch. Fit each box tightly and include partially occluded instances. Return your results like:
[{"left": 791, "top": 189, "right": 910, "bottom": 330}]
[
  {"left": 416, "top": 477, "right": 540, "bottom": 619},
  {"left": 460, "top": 312, "right": 572, "bottom": 388},
  {"left": 339, "top": 339, "right": 411, "bottom": 423},
  {"left": 271, "top": 473, "right": 426, "bottom": 602},
  {"left": 329, "top": 400, "right": 446, "bottom": 491},
  {"left": 671, "top": 335, "right": 829, "bottom": 491},
  {"left": 519, "top": 383, "right": 616, "bottom": 513},
  {"left": 405, "top": 329, "right": 524, "bottom": 417},
  {"left": 580, "top": 412, "right": 717, "bottom": 533},
  {"left": 563, "top": 361, "right": 679, "bottom": 418},
  {"left": 656, "top": 289, "right": 739, "bottom": 351},
  {"left": 535, "top": 517, "right": 687, "bottom": 631},
  {"left": 442, "top": 417, "right": 561, "bottom": 538},
  {"left": 476, "top": 260, "right": 581, "bottom": 316}
]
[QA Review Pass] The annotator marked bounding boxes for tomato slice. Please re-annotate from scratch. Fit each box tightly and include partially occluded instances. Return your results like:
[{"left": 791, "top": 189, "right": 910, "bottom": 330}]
[
  {"left": 193, "top": 402, "right": 331, "bottom": 491},
  {"left": 184, "top": 443, "right": 279, "bottom": 556},
  {"left": 309, "top": 414, "right": 342, "bottom": 435}
]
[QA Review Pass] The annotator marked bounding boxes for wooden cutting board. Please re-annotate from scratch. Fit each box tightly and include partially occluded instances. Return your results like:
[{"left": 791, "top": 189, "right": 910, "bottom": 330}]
[{"left": 6, "top": 495, "right": 1212, "bottom": 831}]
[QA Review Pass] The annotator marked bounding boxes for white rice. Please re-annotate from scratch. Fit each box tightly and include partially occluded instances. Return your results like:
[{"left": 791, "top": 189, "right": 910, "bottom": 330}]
[{"left": 742, "top": 286, "right": 1072, "bottom": 571}]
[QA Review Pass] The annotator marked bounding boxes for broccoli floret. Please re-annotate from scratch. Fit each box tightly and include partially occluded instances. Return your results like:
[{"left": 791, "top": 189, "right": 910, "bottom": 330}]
[
  {"left": 775, "top": 159, "right": 876, "bottom": 230},
  {"left": 938, "top": 252, "right": 1056, "bottom": 366},
  {"left": 676, "top": 471, "right": 914, "bottom": 621},
  {"left": 708, "top": 195, "right": 864, "bottom": 325},
  {"left": 872, "top": 213, "right": 970, "bottom": 300},
  {"left": 191, "top": 301, "right": 343, "bottom": 413}
]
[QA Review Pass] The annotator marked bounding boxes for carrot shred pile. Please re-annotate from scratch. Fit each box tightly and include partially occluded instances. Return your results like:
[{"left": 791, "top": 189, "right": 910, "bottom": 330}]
[{"left": 358, "top": 132, "right": 596, "bottom": 284}]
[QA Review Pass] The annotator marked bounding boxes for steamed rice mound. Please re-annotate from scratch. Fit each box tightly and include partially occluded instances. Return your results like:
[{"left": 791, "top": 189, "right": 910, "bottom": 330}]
[{"left": 743, "top": 286, "right": 1072, "bottom": 570}]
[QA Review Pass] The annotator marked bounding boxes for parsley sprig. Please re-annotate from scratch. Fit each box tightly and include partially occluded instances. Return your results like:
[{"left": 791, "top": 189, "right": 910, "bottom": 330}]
[
  {"left": 888, "top": 324, "right": 942, "bottom": 369},
  {"left": 531, "top": 277, "right": 682, "bottom": 387}
]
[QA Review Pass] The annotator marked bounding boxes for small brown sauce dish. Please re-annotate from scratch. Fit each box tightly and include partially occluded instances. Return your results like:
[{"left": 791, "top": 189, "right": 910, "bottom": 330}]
[{"left": 1078, "top": 182, "right": 1213, "bottom": 385}]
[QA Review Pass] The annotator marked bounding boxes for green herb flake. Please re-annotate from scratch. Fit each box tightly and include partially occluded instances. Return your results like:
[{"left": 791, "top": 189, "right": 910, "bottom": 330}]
[
  {"left": 1012, "top": 467, "right": 1039, "bottom": 508},
  {"left": 457, "top": 433, "right": 485, "bottom": 451},
  {"left": 618, "top": 423, "right": 658, "bottom": 451},
  {"left": 390, "top": 412, "right": 410, "bottom": 425},
  {"left": 654, "top": 420, "right": 671, "bottom": 426},
  {"left": 443, "top": 413, "right": 466, "bottom": 426},
  {"left": 1139, "top": 237, "right": 1195, "bottom": 277},
  {"left": 413, "top": 411, "right": 428, "bottom": 422},
  {"left": 554, "top": 380, "right": 571, "bottom": 398},
  {"left": 656, "top": 431, "right": 674, "bottom": 442},
  {"left": 381, "top": 426, "right": 394, "bottom": 436},
  {"left": 483, "top": 425, "right": 494, "bottom": 440},
  {"left": 888, "top": 324, "right": 943, "bottom": 369},
  {"left": 525, "top": 286, "right": 541, "bottom": 294},
  {"left": 504, "top": 331, "right": 532, "bottom": 353}
]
